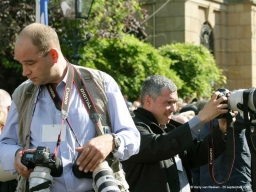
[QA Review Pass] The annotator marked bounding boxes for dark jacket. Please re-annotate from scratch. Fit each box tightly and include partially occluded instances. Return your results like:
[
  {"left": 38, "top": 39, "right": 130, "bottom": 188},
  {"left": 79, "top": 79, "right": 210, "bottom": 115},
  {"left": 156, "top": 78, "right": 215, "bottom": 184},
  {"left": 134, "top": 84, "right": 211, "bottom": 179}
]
[
  {"left": 191, "top": 114, "right": 252, "bottom": 192},
  {"left": 122, "top": 107, "right": 226, "bottom": 192}
]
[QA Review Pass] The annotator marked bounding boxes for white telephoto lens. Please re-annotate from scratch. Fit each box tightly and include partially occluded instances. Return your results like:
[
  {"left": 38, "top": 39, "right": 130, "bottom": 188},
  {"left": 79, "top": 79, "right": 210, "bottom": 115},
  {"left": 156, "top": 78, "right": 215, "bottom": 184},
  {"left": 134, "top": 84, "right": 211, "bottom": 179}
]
[
  {"left": 93, "top": 161, "right": 120, "bottom": 192},
  {"left": 29, "top": 166, "right": 53, "bottom": 192}
]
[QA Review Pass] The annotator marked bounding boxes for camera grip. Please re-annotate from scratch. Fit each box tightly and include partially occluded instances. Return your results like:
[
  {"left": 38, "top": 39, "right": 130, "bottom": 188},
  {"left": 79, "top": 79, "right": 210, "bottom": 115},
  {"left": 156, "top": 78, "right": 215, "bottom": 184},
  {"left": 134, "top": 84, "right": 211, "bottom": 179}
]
[{"left": 72, "top": 153, "right": 93, "bottom": 179}]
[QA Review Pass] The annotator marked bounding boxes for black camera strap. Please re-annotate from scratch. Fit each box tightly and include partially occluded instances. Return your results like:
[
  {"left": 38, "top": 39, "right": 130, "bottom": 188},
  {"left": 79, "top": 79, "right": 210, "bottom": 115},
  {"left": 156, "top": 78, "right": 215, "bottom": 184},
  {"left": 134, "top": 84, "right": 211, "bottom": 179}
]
[
  {"left": 208, "top": 113, "right": 235, "bottom": 184},
  {"left": 29, "top": 180, "right": 52, "bottom": 192}
]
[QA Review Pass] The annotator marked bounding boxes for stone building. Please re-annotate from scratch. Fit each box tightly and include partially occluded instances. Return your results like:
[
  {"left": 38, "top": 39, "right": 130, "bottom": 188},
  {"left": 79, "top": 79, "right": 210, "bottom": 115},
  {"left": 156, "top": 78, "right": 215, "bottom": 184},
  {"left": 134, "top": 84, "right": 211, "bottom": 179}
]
[{"left": 140, "top": 0, "right": 256, "bottom": 90}]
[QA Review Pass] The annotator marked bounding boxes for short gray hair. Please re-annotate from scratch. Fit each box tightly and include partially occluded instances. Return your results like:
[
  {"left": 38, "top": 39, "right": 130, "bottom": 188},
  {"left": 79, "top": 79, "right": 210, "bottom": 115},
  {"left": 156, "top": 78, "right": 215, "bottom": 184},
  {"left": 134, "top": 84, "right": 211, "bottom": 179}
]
[{"left": 140, "top": 75, "right": 177, "bottom": 106}]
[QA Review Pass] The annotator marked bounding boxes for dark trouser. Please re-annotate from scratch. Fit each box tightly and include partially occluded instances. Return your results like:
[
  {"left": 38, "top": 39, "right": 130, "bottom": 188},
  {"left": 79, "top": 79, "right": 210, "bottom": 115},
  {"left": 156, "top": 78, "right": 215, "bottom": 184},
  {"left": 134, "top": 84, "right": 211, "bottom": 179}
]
[{"left": 0, "top": 179, "right": 17, "bottom": 192}]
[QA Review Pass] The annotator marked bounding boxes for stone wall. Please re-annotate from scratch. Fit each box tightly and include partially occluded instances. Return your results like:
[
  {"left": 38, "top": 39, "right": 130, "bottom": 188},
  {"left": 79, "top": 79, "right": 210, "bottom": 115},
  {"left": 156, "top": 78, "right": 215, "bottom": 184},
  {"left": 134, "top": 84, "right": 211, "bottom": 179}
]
[{"left": 140, "top": 0, "right": 256, "bottom": 90}]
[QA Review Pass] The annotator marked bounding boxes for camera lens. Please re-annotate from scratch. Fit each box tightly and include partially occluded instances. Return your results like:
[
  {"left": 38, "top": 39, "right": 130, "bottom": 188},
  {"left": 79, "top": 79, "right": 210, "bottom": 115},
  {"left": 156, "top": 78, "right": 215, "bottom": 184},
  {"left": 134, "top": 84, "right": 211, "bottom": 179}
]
[
  {"left": 92, "top": 161, "right": 120, "bottom": 192},
  {"left": 29, "top": 166, "right": 53, "bottom": 192}
]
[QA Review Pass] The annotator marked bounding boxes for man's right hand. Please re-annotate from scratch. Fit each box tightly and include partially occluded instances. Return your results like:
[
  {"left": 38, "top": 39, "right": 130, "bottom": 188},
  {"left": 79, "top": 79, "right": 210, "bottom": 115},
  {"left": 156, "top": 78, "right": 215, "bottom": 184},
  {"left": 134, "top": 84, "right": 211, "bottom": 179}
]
[
  {"left": 198, "top": 91, "right": 229, "bottom": 124},
  {"left": 14, "top": 149, "right": 34, "bottom": 178}
]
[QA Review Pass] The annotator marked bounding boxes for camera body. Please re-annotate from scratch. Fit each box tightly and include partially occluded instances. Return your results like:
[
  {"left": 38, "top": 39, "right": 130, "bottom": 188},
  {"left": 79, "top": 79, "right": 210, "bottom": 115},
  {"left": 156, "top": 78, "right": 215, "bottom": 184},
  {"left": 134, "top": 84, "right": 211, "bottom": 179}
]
[
  {"left": 21, "top": 146, "right": 63, "bottom": 177},
  {"left": 72, "top": 152, "right": 93, "bottom": 179},
  {"left": 72, "top": 153, "right": 120, "bottom": 192},
  {"left": 216, "top": 88, "right": 256, "bottom": 118}
]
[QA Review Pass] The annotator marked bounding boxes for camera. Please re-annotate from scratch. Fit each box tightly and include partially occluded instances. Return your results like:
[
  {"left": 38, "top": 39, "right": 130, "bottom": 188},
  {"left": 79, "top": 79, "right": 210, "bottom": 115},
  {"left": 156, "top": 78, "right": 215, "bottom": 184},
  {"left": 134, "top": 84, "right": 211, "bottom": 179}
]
[
  {"left": 21, "top": 146, "right": 63, "bottom": 191},
  {"left": 72, "top": 152, "right": 93, "bottom": 179},
  {"left": 72, "top": 154, "right": 120, "bottom": 192},
  {"left": 21, "top": 146, "right": 63, "bottom": 177},
  {"left": 216, "top": 88, "right": 256, "bottom": 118}
]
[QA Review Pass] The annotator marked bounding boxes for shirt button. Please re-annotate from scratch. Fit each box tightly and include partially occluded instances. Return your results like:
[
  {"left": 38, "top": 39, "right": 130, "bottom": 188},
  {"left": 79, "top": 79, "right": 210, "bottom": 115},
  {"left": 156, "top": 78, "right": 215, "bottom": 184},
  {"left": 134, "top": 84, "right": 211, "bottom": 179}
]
[{"left": 172, "top": 139, "right": 176, "bottom": 143}]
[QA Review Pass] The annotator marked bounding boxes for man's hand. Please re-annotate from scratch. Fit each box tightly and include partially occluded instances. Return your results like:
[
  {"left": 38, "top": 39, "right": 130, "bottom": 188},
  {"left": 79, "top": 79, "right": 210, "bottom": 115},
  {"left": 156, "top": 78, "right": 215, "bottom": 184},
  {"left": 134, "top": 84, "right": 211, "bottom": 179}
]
[
  {"left": 14, "top": 149, "right": 34, "bottom": 178},
  {"left": 198, "top": 91, "right": 229, "bottom": 124},
  {"left": 75, "top": 134, "right": 114, "bottom": 173}
]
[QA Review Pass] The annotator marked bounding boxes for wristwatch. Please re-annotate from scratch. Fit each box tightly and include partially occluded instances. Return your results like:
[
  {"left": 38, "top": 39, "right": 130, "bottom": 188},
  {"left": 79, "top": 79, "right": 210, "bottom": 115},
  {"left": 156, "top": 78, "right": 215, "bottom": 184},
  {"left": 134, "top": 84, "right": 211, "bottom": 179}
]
[{"left": 111, "top": 133, "right": 121, "bottom": 153}]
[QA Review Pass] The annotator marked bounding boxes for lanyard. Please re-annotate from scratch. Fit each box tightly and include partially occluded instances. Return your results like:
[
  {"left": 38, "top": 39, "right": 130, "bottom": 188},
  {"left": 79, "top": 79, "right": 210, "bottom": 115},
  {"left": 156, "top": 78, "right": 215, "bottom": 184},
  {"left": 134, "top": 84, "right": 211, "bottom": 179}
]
[
  {"left": 22, "top": 63, "right": 106, "bottom": 158},
  {"left": 46, "top": 63, "right": 105, "bottom": 157},
  {"left": 208, "top": 115, "right": 235, "bottom": 184},
  {"left": 46, "top": 63, "right": 81, "bottom": 158},
  {"left": 72, "top": 66, "right": 104, "bottom": 136}
]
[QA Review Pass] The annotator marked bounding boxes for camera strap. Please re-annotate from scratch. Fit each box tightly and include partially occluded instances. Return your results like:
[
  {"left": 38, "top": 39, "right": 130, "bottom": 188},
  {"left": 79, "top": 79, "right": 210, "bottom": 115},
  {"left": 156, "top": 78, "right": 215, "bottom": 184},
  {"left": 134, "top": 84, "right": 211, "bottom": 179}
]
[
  {"left": 29, "top": 180, "right": 52, "bottom": 192},
  {"left": 48, "top": 63, "right": 128, "bottom": 191},
  {"left": 208, "top": 113, "right": 235, "bottom": 184},
  {"left": 47, "top": 62, "right": 105, "bottom": 152},
  {"left": 72, "top": 66, "right": 105, "bottom": 136},
  {"left": 47, "top": 62, "right": 82, "bottom": 158},
  {"left": 72, "top": 66, "right": 129, "bottom": 192}
]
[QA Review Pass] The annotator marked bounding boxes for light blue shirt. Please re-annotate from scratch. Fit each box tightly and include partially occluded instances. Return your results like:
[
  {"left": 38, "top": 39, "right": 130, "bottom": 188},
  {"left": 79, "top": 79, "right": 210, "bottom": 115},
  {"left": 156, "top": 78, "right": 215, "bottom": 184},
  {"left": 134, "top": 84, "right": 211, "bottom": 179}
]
[
  {"left": 189, "top": 116, "right": 204, "bottom": 140},
  {"left": 0, "top": 73, "right": 140, "bottom": 192}
]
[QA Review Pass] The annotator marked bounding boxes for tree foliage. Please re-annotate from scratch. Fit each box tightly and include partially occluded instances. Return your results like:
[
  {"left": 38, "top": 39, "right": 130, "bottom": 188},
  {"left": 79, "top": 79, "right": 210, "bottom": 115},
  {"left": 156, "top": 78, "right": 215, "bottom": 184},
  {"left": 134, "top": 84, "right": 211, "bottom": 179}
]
[
  {"left": 82, "top": 35, "right": 183, "bottom": 101},
  {"left": 0, "top": 0, "right": 36, "bottom": 93},
  {"left": 0, "top": 0, "right": 147, "bottom": 94},
  {"left": 0, "top": 1, "right": 225, "bottom": 102},
  {"left": 159, "top": 43, "right": 226, "bottom": 99}
]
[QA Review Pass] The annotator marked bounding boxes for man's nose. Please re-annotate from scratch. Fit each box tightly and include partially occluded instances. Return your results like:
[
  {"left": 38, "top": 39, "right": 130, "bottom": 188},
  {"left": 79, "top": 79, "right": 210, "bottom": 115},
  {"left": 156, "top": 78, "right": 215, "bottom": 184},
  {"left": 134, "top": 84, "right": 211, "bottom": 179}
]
[
  {"left": 22, "top": 66, "right": 31, "bottom": 77},
  {"left": 169, "top": 104, "right": 176, "bottom": 112}
]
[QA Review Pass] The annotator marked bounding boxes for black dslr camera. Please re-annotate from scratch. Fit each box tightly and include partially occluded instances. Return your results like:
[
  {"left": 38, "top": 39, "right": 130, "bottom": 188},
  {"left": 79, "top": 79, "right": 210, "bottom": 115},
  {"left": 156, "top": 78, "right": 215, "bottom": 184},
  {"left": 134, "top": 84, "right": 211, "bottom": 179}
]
[
  {"left": 21, "top": 146, "right": 63, "bottom": 177},
  {"left": 216, "top": 88, "right": 230, "bottom": 119}
]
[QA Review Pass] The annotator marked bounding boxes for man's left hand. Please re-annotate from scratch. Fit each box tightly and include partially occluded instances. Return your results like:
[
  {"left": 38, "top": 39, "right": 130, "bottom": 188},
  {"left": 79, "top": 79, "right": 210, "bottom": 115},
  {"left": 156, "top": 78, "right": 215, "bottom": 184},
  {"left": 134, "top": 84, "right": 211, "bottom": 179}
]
[{"left": 75, "top": 134, "right": 114, "bottom": 173}]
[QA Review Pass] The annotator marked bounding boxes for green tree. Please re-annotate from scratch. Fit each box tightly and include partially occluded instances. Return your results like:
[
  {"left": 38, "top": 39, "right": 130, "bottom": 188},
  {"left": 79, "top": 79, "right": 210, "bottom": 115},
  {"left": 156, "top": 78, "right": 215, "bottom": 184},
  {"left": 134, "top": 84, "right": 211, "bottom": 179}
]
[
  {"left": 159, "top": 43, "right": 226, "bottom": 99},
  {"left": 82, "top": 34, "right": 183, "bottom": 101},
  {"left": 0, "top": 0, "right": 147, "bottom": 94},
  {"left": 0, "top": 0, "right": 37, "bottom": 93}
]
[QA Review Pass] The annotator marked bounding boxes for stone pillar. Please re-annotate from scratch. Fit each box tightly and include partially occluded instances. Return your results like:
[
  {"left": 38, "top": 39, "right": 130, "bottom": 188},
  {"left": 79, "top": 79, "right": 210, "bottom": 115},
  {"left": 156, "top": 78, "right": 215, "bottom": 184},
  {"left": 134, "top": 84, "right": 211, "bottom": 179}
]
[{"left": 226, "top": 3, "right": 253, "bottom": 89}]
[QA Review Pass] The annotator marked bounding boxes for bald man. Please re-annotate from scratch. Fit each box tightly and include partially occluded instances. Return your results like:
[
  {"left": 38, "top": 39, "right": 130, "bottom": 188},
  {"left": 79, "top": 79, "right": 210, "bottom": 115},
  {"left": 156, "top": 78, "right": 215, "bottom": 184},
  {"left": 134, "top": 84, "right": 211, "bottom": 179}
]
[{"left": 0, "top": 23, "right": 140, "bottom": 192}]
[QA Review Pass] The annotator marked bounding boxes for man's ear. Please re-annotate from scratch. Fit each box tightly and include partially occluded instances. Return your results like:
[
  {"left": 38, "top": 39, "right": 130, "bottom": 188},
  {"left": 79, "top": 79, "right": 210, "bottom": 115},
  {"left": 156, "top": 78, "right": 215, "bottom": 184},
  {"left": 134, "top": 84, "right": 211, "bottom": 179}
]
[
  {"left": 49, "top": 48, "right": 59, "bottom": 63},
  {"left": 144, "top": 95, "right": 151, "bottom": 106}
]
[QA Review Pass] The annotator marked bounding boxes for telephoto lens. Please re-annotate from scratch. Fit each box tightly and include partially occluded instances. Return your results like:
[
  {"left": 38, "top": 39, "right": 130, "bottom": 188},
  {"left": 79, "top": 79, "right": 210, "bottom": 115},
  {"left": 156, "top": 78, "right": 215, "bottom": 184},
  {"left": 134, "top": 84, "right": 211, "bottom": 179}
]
[
  {"left": 92, "top": 161, "right": 120, "bottom": 192},
  {"left": 29, "top": 166, "right": 53, "bottom": 192}
]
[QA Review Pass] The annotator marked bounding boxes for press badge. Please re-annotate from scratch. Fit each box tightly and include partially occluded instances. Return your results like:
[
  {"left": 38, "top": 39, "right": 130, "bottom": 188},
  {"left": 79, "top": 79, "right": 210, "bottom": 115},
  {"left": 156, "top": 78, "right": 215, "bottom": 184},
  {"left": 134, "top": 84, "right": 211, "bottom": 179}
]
[{"left": 42, "top": 124, "right": 66, "bottom": 142}]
